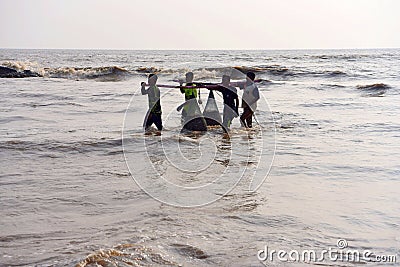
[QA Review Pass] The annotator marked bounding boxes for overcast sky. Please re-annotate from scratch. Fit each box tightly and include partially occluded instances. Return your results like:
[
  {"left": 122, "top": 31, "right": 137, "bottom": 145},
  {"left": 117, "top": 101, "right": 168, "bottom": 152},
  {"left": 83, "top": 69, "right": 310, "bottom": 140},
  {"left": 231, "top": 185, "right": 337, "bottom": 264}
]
[{"left": 1, "top": 0, "right": 399, "bottom": 50}]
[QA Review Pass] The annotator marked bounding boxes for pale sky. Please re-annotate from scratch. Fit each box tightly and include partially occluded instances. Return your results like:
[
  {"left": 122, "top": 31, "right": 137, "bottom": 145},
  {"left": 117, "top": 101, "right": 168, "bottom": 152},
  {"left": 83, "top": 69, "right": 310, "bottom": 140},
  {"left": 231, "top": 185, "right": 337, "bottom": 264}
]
[{"left": 0, "top": 0, "right": 399, "bottom": 50}]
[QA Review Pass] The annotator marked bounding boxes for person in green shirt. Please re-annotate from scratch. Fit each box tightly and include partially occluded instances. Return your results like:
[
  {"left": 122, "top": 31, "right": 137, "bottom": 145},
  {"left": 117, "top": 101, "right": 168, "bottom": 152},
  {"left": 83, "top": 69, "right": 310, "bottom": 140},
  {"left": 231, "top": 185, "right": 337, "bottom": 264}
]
[
  {"left": 180, "top": 72, "right": 198, "bottom": 101},
  {"left": 141, "top": 74, "right": 162, "bottom": 132},
  {"left": 178, "top": 72, "right": 207, "bottom": 132},
  {"left": 180, "top": 72, "right": 198, "bottom": 120}
]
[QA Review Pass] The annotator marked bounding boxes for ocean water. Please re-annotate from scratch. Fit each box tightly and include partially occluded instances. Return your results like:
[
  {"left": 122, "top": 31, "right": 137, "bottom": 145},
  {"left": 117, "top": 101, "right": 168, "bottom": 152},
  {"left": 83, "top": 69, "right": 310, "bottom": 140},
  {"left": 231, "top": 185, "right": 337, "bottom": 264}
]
[{"left": 0, "top": 49, "right": 399, "bottom": 266}]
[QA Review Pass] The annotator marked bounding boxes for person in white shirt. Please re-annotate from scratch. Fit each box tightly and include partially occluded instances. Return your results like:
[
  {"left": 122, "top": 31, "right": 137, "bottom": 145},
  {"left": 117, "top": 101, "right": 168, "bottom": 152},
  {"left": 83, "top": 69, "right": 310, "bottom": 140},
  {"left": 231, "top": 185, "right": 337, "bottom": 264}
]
[{"left": 239, "top": 72, "right": 259, "bottom": 128}]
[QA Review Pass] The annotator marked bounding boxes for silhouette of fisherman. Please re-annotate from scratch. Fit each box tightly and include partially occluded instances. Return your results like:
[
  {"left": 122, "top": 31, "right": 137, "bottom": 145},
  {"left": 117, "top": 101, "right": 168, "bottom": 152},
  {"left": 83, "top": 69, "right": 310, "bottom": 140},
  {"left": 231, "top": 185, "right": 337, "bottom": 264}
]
[
  {"left": 141, "top": 74, "right": 162, "bottom": 134},
  {"left": 239, "top": 72, "right": 259, "bottom": 128}
]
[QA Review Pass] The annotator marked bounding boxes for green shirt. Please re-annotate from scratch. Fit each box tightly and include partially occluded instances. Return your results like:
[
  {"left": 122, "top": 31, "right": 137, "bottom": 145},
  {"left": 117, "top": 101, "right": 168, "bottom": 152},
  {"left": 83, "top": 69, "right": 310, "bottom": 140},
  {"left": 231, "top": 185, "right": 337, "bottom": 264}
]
[{"left": 181, "top": 83, "right": 198, "bottom": 101}]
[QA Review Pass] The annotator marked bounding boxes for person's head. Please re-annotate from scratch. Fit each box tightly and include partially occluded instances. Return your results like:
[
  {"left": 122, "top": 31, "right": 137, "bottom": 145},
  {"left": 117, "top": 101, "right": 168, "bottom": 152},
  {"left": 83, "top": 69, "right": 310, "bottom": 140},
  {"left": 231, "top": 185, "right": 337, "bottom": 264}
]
[
  {"left": 222, "top": 75, "right": 230, "bottom": 86},
  {"left": 185, "top": 72, "right": 194, "bottom": 83},
  {"left": 148, "top": 73, "right": 158, "bottom": 85},
  {"left": 246, "top": 72, "right": 255, "bottom": 82}
]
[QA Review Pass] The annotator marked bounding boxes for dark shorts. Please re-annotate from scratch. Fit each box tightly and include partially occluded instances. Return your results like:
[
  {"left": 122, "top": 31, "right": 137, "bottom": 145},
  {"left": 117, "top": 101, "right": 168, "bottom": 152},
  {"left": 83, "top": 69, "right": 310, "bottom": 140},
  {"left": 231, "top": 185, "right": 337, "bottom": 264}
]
[
  {"left": 144, "top": 110, "right": 163, "bottom": 131},
  {"left": 240, "top": 103, "right": 254, "bottom": 128}
]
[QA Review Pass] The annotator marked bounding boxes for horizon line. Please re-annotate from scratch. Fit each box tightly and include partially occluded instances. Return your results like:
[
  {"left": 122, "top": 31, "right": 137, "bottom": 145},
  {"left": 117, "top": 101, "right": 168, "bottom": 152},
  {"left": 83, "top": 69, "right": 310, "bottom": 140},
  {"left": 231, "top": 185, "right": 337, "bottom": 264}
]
[{"left": 1, "top": 47, "right": 399, "bottom": 51}]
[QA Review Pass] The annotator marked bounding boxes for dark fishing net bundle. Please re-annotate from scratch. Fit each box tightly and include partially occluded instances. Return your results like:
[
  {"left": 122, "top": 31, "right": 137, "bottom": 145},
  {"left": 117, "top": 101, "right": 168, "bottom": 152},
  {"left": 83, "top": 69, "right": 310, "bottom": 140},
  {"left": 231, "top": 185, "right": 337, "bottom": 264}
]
[{"left": 181, "top": 98, "right": 207, "bottom": 132}]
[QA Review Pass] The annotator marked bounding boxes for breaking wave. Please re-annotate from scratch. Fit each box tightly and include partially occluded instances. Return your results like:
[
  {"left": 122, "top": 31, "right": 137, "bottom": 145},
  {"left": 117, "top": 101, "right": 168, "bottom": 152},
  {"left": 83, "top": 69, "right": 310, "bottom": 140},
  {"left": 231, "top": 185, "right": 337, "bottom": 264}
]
[
  {"left": 1, "top": 61, "right": 131, "bottom": 81},
  {"left": 45, "top": 66, "right": 129, "bottom": 81},
  {"left": 1, "top": 60, "right": 351, "bottom": 81},
  {"left": 1, "top": 60, "right": 44, "bottom": 74}
]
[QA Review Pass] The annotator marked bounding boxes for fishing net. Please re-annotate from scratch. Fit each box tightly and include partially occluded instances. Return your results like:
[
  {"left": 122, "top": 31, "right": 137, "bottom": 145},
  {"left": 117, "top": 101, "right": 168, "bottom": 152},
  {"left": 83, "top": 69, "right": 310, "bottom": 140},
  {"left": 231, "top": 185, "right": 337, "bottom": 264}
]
[
  {"left": 181, "top": 98, "right": 207, "bottom": 132},
  {"left": 203, "top": 90, "right": 222, "bottom": 126}
]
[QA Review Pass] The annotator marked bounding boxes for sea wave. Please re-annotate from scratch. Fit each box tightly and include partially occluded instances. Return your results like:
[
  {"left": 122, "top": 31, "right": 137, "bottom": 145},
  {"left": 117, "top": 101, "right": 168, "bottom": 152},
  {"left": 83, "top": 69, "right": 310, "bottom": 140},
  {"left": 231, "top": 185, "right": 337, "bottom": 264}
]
[
  {"left": 356, "top": 83, "right": 390, "bottom": 90},
  {"left": 232, "top": 65, "right": 348, "bottom": 78},
  {"left": 357, "top": 83, "right": 390, "bottom": 97},
  {"left": 279, "top": 53, "right": 383, "bottom": 61},
  {"left": 1, "top": 60, "right": 44, "bottom": 74},
  {"left": 46, "top": 66, "right": 130, "bottom": 81},
  {"left": 1, "top": 61, "right": 131, "bottom": 81},
  {"left": 1, "top": 60, "right": 351, "bottom": 81},
  {"left": 76, "top": 243, "right": 179, "bottom": 267}
]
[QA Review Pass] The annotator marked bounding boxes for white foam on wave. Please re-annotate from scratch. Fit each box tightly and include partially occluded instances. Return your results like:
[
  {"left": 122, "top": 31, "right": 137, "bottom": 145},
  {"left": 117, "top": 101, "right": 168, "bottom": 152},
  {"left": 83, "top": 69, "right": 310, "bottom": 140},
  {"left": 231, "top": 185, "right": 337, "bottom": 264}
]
[{"left": 2, "top": 60, "right": 46, "bottom": 76}]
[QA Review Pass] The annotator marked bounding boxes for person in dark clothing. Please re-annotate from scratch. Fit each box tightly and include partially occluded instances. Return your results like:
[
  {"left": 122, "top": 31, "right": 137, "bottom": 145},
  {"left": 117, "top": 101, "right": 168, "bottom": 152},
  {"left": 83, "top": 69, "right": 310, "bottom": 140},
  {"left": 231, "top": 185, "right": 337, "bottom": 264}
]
[
  {"left": 215, "top": 75, "right": 239, "bottom": 131},
  {"left": 141, "top": 74, "right": 162, "bottom": 132}
]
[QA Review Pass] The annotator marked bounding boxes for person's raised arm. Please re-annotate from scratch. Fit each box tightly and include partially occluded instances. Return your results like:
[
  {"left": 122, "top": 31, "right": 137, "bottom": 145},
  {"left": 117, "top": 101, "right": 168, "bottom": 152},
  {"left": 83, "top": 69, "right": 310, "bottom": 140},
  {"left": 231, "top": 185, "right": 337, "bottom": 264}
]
[{"left": 141, "top": 82, "right": 147, "bottom": 95}]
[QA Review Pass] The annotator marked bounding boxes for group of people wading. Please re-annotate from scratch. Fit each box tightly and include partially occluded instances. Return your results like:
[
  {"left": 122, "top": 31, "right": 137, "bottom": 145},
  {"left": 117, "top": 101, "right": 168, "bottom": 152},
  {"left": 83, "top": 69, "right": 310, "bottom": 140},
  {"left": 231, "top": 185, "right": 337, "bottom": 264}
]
[{"left": 140, "top": 71, "right": 260, "bottom": 134}]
